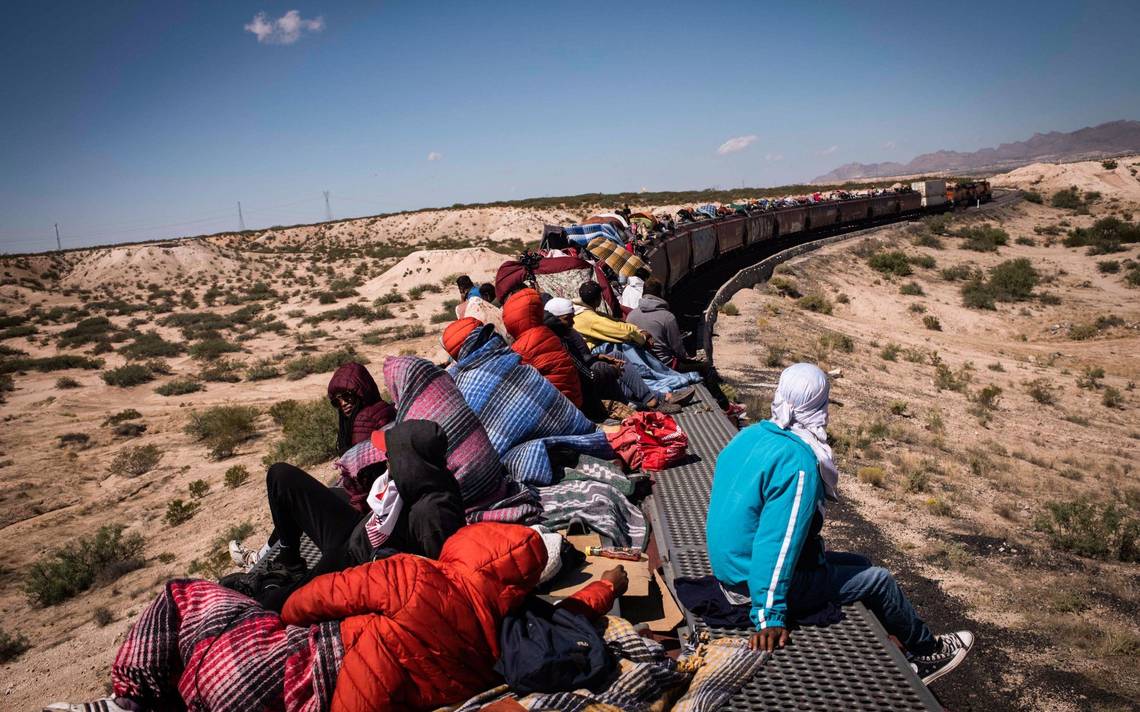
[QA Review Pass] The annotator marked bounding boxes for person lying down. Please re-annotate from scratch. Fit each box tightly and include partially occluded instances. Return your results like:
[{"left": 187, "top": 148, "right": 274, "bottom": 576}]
[{"left": 45, "top": 524, "right": 627, "bottom": 712}]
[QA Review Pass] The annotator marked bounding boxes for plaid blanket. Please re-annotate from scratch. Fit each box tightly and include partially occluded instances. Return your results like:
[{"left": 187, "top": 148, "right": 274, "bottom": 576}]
[
  {"left": 450, "top": 326, "right": 614, "bottom": 486},
  {"left": 586, "top": 236, "right": 647, "bottom": 279},
  {"left": 539, "top": 457, "right": 648, "bottom": 548},
  {"left": 112, "top": 580, "right": 342, "bottom": 711},
  {"left": 448, "top": 616, "right": 764, "bottom": 712},
  {"left": 384, "top": 356, "right": 541, "bottom": 523},
  {"left": 564, "top": 223, "right": 623, "bottom": 247}
]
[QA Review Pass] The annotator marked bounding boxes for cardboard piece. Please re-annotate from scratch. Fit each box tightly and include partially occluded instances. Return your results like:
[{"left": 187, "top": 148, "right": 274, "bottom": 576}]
[{"left": 548, "top": 533, "right": 651, "bottom": 598}]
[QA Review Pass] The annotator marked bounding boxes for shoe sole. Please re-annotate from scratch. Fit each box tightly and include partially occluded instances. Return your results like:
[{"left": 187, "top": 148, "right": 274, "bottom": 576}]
[
  {"left": 669, "top": 388, "right": 696, "bottom": 405},
  {"left": 921, "top": 640, "right": 973, "bottom": 685}
]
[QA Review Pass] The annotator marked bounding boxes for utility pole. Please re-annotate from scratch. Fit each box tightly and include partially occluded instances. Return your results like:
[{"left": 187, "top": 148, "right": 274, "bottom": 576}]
[
  {"left": 54, "top": 223, "right": 61, "bottom": 251},
  {"left": 323, "top": 191, "right": 332, "bottom": 222},
  {"left": 237, "top": 202, "right": 246, "bottom": 231}
]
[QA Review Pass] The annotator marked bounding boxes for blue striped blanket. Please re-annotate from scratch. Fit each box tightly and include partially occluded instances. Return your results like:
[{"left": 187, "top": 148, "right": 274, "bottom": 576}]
[
  {"left": 449, "top": 325, "right": 614, "bottom": 486},
  {"left": 564, "top": 223, "right": 623, "bottom": 247}
]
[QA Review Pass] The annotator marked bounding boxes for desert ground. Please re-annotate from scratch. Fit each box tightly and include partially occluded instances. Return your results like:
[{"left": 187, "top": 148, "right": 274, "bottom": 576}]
[
  {"left": 712, "top": 158, "right": 1140, "bottom": 710},
  {"left": 1, "top": 157, "right": 1138, "bottom": 710}
]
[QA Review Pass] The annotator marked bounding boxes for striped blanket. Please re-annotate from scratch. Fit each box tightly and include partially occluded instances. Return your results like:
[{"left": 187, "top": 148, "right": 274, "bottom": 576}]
[
  {"left": 112, "top": 580, "right": 342, "bottom": 712},
  {"left": 384, "top": 356, "right": 541, "bottom": 523},
  {"left": 449, "top": 616, "right": 764, "bottom": 712},
  {"left": 586, "top": 236, "right": 647, "bottom": 279},
  {"left": 539, "top": 456, "right": 647, "bottom": 549},
  {"left": 564, "top": 223, "right": 623, "bottom": 247},
  {"left": 450, "top": 326, "right": 614, "bottom": 487}
]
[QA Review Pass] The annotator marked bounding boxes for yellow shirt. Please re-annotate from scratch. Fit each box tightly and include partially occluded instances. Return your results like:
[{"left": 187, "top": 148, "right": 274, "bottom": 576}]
[{"left": 572, "top": 308, "right": 647, "bottom": 350}]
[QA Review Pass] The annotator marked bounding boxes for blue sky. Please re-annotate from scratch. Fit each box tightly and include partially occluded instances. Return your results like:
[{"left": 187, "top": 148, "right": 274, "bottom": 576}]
[{"left": 2, "top": 1, "right": 1138, "bottom": 252}]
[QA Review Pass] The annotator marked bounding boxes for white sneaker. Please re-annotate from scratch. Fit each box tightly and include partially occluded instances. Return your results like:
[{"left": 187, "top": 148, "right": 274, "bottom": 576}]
[
  {"left": 910, "top": 631, "right": 974, "bottom": 685},
  {"left": 229, "top": 540, "right": 268, "bottom": 571},
  {"left": 44, "top": 699, "right": 131, "bottom": 712}
]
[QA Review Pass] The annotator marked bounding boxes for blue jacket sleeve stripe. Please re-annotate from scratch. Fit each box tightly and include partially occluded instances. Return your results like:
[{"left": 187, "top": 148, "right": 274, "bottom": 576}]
[{"left": 764, "top": 469, "right": 806, "bottom": 616}]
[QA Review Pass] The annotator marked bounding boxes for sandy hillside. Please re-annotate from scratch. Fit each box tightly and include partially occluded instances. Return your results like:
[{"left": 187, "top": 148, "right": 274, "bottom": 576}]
[
  {"left": 990, "top": 155, "right": 1140, "bottom": 202},
  {"left": 60, "top": 241, "right": 256, "bottom": 290},
  {"left": 358, "top": 247, "right": 507, "bottom": 300},
  {"left": 237, "top": 205, "right": 583, "bottom": 252},
  {"left": 712, "top": 195, "right": 1139, "bottom": 709}
]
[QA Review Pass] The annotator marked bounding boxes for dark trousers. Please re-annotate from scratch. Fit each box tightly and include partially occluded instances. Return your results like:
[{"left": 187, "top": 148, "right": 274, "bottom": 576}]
[
  {"left": 259, "top": 420, "right": 466, "bottom": 611},
  {"left": 260, "top": 462, "right": 368, "bottom": 611},
  {"left": 590, "top": 360, "right": 654, "bottom": 406}
]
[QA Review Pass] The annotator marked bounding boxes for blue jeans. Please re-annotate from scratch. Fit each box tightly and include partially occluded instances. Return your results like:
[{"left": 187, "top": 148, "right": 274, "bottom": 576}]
[{"left": 789, "top": 552, "right": 936, "bottom": 655}]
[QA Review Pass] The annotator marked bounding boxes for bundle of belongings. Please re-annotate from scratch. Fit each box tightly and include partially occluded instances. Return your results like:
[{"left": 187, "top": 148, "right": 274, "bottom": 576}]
[{"left": 448, "top": 615, "right": 765, "bottom": 712}]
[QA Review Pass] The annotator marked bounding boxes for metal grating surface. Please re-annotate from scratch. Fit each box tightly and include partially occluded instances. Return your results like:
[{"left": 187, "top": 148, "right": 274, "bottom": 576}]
[
  {"left": 654, "top": 385, "right": 940, "bottom": 711},
  {"left": 247, "top": 535, "right": 322, "bottom": 576}
]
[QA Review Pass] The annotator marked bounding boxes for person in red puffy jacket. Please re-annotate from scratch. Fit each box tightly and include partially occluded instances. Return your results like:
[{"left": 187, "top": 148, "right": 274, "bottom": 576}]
[
  {"left": 48, "top": 526, "right": 626, "bottom": 712},
  {"left": 501, "top": 288, "right": 583, "bottom": 407}
]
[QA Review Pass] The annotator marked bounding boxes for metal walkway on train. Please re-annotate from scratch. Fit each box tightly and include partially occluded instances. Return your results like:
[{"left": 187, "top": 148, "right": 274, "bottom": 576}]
[{"left": 647, "top": 384, "right": 942, "bottom": 711}]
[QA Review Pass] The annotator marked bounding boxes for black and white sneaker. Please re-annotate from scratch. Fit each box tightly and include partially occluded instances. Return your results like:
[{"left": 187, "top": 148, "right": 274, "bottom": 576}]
[
  {"left": 910, "top": 631, "right": 974, "bottom": 685},
  {"left": 44, "top": 699, "right": 131, "bottom": 712}
]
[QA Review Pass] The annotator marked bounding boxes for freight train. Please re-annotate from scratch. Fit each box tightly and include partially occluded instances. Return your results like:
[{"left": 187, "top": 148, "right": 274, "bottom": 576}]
[{"left": 644, "top": 180, "right": 991, "bottom": 290}]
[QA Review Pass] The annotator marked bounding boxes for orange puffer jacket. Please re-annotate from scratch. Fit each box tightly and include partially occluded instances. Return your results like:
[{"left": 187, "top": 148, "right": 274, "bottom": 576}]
[
  {"left": 502, "top": 288, "right": 584, "bottom": 407},
  {"left": 282, "top": 523, "right": 614, "bottom": 712}
]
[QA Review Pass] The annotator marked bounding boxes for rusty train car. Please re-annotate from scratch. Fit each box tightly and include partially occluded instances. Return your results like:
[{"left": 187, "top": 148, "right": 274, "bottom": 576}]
[{"left": 647, "top": 190, "right": 931, "bottom": 290}]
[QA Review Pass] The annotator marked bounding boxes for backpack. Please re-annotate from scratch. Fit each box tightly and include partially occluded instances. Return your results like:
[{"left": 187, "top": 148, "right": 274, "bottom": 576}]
[{"left": 495, "top": 596, "right": 612, "bottom": 695}]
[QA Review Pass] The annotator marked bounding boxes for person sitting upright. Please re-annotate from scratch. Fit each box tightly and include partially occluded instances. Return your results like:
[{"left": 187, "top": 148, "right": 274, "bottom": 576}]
[
  {"left": 329, "top": 361, "right": 397, "bottom": 458},
  {"left": 572, "top": 280, "right": 648, "bottom": 350},
  {"left": 627, "top": 277, "right": 690, "bottom": 366},
  {"left": 544, "top": 297, "right": 681, "bottom": 416},
  {"left": 455, "top": 274, "right": 480, "bottom": 301},
  {"left": 574, "top": 281, "right": 699, "bottom": 401},
  {"left": 706, "top": 363, "right": 973, "bottom": 685}
]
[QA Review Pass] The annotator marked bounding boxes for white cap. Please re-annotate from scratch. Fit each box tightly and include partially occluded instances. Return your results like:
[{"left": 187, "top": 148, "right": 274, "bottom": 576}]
[{"left": 545, "top": 297, "right": 574, "bottom": 317}]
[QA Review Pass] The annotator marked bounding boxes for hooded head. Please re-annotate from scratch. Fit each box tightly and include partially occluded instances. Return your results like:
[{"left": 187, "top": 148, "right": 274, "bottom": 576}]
[
  {"left": 770, "top": 362, "right": 830, "bottom": 434},
  {"left": 442, "top": 317, "right": 482, "bottom": 359},
  {"left": 329, "top": 362, "right": 383, "bottom": 452},
  {"left": 502, "top": 288, "right": 543, "bottom": 338},
  {"left": 770, "top": 363, "right": 839, "bottom": 503},
  {"left": 438, "top": 523, "right": 547, "bottom": 617},
  {"left": 328, "top": 362, "right": 381, "bottom": 408}
]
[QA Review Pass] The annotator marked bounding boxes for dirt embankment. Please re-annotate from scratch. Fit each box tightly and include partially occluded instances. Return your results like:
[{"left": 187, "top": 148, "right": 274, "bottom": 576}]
[{"left": 712, "top": 196, "right": 1139, "bottom": 710}]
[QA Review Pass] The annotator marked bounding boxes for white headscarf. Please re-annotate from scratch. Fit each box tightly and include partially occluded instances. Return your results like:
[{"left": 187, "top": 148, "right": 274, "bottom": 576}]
[
  {"left": 770, "top": 363, "right": 839, "bottom": 504},
  {"left": 619, "top": 276, "right": 644, "bottom": 310}
]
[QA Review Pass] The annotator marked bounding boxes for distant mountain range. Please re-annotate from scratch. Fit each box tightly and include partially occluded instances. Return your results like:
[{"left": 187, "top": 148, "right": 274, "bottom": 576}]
[{"left": 812, "top": 120, "right": 1140, "bottom": 183}]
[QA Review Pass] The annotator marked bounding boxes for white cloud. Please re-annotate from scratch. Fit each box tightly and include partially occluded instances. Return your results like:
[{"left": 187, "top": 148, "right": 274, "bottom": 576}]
[
  {"left": 427, "top": 152, "right": 442, "bottom": 161},
  {"left": 245, "top": 10, "right": 324, "bottom": 45},
  {"left": 882, "top": 140, "right": 897, "bottom": 150},
  {"left": 817, "top": 145, "right": 839, "bottom": 156},
  {"left": 765, "top": 153, "right": 783, "bottom": 162},
  {"left": 716, "top": 135, "right": 758, "bottom": 156}
]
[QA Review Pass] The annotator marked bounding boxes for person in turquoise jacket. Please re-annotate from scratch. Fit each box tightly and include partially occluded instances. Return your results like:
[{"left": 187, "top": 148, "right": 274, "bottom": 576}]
[{"left": 707, "top": 363, "right": 974, "bottom": 685}]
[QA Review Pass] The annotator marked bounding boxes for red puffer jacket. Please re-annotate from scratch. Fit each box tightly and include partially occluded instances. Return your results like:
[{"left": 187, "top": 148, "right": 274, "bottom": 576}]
[
  {"left": 282, "top": 523, "right": 614, "bottom": 712},
  {"left": 502, "top": 289, "right": 584, "bottom": 407}
]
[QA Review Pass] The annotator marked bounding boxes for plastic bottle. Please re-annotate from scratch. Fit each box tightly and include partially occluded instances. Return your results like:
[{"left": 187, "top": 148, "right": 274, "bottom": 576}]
[{"left": 585, "top": 545, "right": 642, "bottom": 561}]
